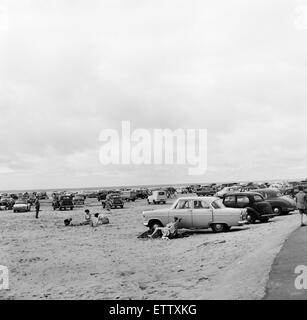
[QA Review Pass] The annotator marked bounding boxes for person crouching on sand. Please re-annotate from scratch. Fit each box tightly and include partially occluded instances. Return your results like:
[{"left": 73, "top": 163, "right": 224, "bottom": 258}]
[{"left": 295, "top": 186, "right": 307, "bottom": 226}]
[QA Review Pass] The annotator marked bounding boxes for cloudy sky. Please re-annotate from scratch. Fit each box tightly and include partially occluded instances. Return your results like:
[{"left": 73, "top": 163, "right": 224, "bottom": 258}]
[{"left": 1, "top": 0, "right": 307, "bottom": 190}]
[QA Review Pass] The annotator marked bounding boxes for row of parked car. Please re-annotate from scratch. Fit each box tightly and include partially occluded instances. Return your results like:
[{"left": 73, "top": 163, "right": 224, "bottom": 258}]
[{"left": 142, "top": 187, "right": 298, "bottom": 233}]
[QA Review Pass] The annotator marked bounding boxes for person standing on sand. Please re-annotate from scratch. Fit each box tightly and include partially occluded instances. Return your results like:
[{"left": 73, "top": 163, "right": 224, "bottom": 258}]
[
  {"left": 34, "top": 197, "right": 40, "bottom": 219},
  {"left": 295, "top": 186, "right": 307, "bottom": 226}
]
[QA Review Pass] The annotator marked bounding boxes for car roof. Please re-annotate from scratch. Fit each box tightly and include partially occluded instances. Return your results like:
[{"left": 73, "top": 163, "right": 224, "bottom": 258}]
[
  {"left": 177, "top": 196, "right": 219, "bottom": 202},
  {"left": 253, "top": 188, "right": 280, "bottom": 192},
  {"left": 225, "top": 192, "right": 262, "bottom": 196}
]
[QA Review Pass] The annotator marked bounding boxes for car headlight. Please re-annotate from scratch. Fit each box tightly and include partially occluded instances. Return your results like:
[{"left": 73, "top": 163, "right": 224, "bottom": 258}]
[{"left": 241, "top": 209, "right": 247, "bottom": 220}]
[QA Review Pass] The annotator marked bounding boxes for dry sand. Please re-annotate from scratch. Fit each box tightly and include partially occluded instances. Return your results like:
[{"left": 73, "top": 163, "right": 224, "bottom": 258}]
[{"left": 0, "top": 197, "right": 299, "bottom": 300}]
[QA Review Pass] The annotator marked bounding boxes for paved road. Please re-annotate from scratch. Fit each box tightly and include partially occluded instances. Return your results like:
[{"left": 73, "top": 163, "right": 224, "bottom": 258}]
[{"left": 264, "top": 225, "right": 307, "bottom": 300}]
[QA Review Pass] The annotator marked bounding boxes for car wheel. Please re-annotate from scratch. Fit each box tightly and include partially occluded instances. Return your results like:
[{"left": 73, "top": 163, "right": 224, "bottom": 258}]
[
  {"left": 211, "top": 223, "right": 228, "bottom": 233},
  {"left": 246, "top": 213, "right": 256, "bottom": 224},
  {"left": 120, "top": 205, "right": 124, "bottom": 208},
  {"left": 149, "top": 220, "right": 163, "bottom": 230},
  {"left": 153, "top": 200, "right": 156, "bottom": 204},
  {"left": 70, "top": 207, "right": 73, "bottom": 210},
  {"left": 273, "top": 207, "right": 282, "bottom": 215}
]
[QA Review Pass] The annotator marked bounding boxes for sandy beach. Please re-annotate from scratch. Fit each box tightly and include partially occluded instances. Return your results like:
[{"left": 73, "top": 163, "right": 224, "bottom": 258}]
[{"left": 0, "top": 197, "right": 299, "bottom": 300}]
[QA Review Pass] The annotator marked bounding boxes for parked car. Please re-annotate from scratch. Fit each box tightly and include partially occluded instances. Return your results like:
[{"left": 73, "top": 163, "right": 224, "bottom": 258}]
[
  {"left": 222, "top": 192, "right": 276, "bottom": 223},
  {"left": 147, "top": 190, "right": 167, "bottom": 204},
  {"left": 102, "top": 193, "right": 124, "bottom": 209},
  {"left": 196, "top": 186, "right": 216, "bottom": 196},
  {"left": 0, "top": 198, "right": 15, "bottom": 210},
  {"left": 215, "top": 186, "right": 241, "bottom": 198},
  {"left": 13, "top": 199, "right": 31, "bottom": 213},
  {"left": 176, "top": 187, "right": 188, "bottom": 194},
  {"left": 36, "top": 192, "right": 48, "bottom": 200},
  {"left": 121, "top": 190, "right": 137, "bottom": 202},
  {"left": 136, "top": 189, "right": 150, "bottom": 199},
  {"left": 142, "top": 196, "right": 247, "bottom": 233},
  {"left": 97, "top": 190, "right": 108, "bottom": 202},
  {"left": 52, "top": 196, "right": 74, "bottom": 211},
  {"left": 253, "top": 188, "right": 297, "bottom": 215},
  {"left": 73, "top": 194, "right": 85, "bottom": 206}
]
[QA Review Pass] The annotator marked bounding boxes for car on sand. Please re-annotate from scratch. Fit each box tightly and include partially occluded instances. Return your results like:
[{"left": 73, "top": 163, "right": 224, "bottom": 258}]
[
  {"left": 102, "top": 193, "right": 124, "bottom": 209},
  {"left": 142, "top": 196, "right": 247, "bottom": 233},
  {"left": 253, "top": 188, "right": 297, "bottom": 215},
  {"left": 52, "top": 195, "right": 74, "bottom": 211},
  {"left": 222, "top": 192, "right": 276, "bottom": 223},
  {"left": 73, "top": 194, "right": 85, "bottom": 206},
  {"left": 13, "top": 200, "right": 31, "bottom": 213},
  {"left": 147, "top": 190, "right": 167, "bottom": 204}
]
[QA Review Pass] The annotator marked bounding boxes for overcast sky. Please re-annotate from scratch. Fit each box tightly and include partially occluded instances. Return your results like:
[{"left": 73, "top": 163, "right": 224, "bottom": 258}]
[{"left": 1, "top": 0, "right": 307, "bottom": 190}]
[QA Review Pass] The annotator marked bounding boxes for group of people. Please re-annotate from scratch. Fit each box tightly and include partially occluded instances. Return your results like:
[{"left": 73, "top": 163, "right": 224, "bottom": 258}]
[{"left": 64, "top": 209, "right": 110, "bottom": 228}]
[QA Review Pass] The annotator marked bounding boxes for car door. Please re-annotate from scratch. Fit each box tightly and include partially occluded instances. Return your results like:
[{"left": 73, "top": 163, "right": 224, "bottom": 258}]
[
  {"left": 169, "top": 199, "right": 193, "bottom": 228},
  {"left": 223, "top": 195, "right": 236, "bottom": 208},
  {"left": 236, "top": 195, "right": 250, "bottom": 208},
  {"left": 192, "top": 199, "right": 213, "bottom": 229}
]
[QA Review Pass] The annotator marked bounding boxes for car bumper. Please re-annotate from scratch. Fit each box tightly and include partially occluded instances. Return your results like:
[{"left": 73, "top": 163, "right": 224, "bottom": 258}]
[{"left": 238, "top": 220, "right": 248, "bottom": 225}]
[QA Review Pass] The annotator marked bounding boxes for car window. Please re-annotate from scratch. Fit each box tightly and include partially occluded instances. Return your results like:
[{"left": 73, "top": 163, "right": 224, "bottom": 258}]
[
  {"left": 257, "top": 192, "right": 267, "bottom": 199},
  {"left": 193, "top": 200, "right": 210, "bottom": 209},
  {"left": 211, "top": 199, "right": 225, "bottom": 209},
  {"left": 254, "top": 195, "right": 263, "bottom": 202},
  {"left": 236, "top": 196, "right": 250, "bottom": 206},
  {"left": 158, "top": 192, "right": 165, "bottom": 196},
  {"left": 224, "top": 195, "right": 236, "bottom": 204},
  {"left": 176, "top": 200, "right": 191, "bottom": 209}
]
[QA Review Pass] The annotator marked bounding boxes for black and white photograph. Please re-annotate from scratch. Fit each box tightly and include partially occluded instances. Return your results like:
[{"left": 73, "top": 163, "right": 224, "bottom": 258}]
[{"left": 1, "top": 0, "right": 307, "bottom": 305}]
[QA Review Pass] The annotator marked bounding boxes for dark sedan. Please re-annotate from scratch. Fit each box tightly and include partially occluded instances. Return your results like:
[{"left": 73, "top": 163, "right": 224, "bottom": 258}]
[
  {"left": 253, "top": 188, "right": 297, "bottom": 215},
  {"left": 223, "top": 192, "right": 276, "bottom": 223}
]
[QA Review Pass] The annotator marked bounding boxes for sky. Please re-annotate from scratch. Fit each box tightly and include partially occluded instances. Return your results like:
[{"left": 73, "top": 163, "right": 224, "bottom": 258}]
[{"left": 1, "top": 0, "right": 307, "bottom": 190}]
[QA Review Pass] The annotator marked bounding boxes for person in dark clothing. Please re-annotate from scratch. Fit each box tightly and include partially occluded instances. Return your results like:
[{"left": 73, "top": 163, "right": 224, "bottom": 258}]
[
  {"left": 295, "top": 186, "right": 307, "bottom": 226},
  {"left": 35, "top": 198, "right": 40, "bottom": 219}
]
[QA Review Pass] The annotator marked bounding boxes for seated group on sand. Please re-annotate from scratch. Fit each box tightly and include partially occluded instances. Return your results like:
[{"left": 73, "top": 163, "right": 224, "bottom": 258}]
[{"left": 64, "top": 209, "right": 110, "bottom": 227}]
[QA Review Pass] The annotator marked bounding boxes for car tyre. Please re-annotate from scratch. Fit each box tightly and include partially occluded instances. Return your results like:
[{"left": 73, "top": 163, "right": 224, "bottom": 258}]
[
  {"left": 211, "top": 223, "right": 228, "bottom": 233},
  {"left": 246, "top": 213, "right": 256, "bottom": 224}
]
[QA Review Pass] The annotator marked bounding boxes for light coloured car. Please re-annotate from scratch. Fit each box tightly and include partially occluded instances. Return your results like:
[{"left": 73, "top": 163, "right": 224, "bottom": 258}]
[
  {"left": 73, "top": 194, "right": 85, "bottom": 206},
  {"left": 13, "top": 200, "right": 31, "bottom": 213},
  {"left": 143, "top": 196, "right": 247, "bottom": 233},
  {"left": 215, "top": 186, "right": 241, "bottom": 198},
  {"left": 147, "top": 190, "right": 167, "bottom": 204}
]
